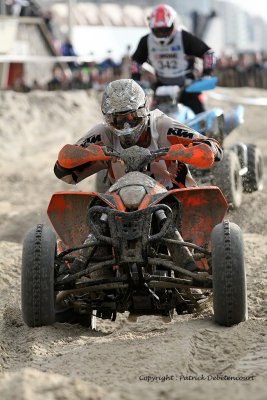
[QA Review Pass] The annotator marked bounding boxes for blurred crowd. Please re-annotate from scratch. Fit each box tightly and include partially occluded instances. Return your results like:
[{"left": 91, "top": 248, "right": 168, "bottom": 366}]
[
  {"left": 216, "top": 51, "right": 267, "bottom": 89},
  {"left": 9, "top": 48, "right": 267, "bottom": 94},
  {"left": 8, "top": 43, "right": 133, "bottom": 93},
  {"left": 4, "top": 1, "right": 267, "bottom": 93},
  {"left": 6, "top": 21, "right": 142, "bottom": 94},
  {"left": 5, "top": 0, "right": 43, "bottom": 18}
]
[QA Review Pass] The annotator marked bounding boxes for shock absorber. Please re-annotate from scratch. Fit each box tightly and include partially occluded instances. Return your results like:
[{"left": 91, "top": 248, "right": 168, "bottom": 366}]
[
  {"left": 70, "top": 212, "right": 108, "bottom": 274},
  {"left": 155, "top": 209, "right": 198, "bottom": 272}
]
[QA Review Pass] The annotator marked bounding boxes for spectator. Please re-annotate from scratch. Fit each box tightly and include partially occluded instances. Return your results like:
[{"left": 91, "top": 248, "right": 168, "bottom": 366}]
[
  {"left": 121, "top": 45, "right": 132, "bottom": 79},
  {"left": 42, "top": 10, "right": 54, "bottom": 35},
  {"left": 47, "top": 65, "right": 63, "bottom": 91},
  {"left": 247, "top": 52, "right": 263, "bottom": 87},
  {"left": 10, "top": 0, "right": 28, "bottom": 16},
  {"left": 236, "top": 53, "right": 249, "bottom": 87},
  {"left": 31, "top": 79, "right": 44, "bottom": 91},
  {"left": 11, "top": 0, "right": 41, "bottom": 17},
  {"left": 10, "top": 72, "right": 31, "bottom": 93},
  {"left": 98, "top": 50, "right": 121, "bottom": 86},
  {"left": 61, "top": 38, "right": 78, "bottom": 71}
]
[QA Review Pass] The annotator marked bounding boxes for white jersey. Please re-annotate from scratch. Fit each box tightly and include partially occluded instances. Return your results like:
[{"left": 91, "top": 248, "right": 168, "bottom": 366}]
[
  {"left": 70, "top": 109, "right": 212, "bottom": 189},
  {"left": 147, "top": 30, "right": 188, "bottom": 85}
]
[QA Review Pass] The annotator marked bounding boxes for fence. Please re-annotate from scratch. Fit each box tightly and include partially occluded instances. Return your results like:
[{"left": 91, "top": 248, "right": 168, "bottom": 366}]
[{"left": 216, "top": 68, "right": 267, "bottom": 89}]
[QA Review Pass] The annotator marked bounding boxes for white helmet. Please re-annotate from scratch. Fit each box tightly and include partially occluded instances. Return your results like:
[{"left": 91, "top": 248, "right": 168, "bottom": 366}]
[
  {"left": 101, "top": 79, "right": 148, "bottom": 148},
  {"left": 148, "top": 4, "right": 177, "bottom": 46}
]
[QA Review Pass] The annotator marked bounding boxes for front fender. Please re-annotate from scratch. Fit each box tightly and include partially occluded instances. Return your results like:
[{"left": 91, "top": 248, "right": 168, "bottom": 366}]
[{"left": 224, "top": 105, "right": 244, "bottom": 136}]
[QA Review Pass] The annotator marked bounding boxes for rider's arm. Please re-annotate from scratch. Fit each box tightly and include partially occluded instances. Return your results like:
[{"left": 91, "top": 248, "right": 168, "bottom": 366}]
[
  {"left": 182, "top": 30, "right": 215, "bottom": 76},
  {"left": 155, "top": 110, "right": 223, "bottom": 164},
  {"left": 54, "top": 124, "right": 111, "bottom": 184},
  {"left": 131, "top": 35, "right": 149, "bottom": 81}
]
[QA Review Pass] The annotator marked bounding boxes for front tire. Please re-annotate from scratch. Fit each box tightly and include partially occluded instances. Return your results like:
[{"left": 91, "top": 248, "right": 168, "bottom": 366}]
[
  {"left": 243, "top": 144, "right": 264, "bottom": 192},
  {"left": 211, "top": 220, "right": 247, "bottom": 326},
  {"left": 21, "top": 224, "right": 56, "bottom": 327}
]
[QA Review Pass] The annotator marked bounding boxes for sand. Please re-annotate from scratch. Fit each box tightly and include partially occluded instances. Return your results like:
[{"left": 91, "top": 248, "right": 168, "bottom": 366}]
[{"left": 0, "top": 86, "right": 266, "bottom": 399}]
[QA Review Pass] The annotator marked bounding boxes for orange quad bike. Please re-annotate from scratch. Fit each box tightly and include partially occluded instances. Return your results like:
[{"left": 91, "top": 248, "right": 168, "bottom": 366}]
[{"left": 21, "top": 143, "right": 247, "bottom": 328}]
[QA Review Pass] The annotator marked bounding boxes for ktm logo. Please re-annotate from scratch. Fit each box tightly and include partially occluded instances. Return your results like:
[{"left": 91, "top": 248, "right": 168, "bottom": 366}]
[
  {"left": 168, "top": 128, "right": 193, "bottom": 139},
  {"left": 81, "top": 134, "right": 101, "bottom": 147}
]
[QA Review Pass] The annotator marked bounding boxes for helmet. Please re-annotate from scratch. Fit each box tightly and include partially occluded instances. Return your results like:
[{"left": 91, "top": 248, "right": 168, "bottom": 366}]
[
  {"left": 101, "top": 79, "right": 148, "bottom": 148},
  {"left": 148, "top": 4, "right": 177, "bottom": 46}
]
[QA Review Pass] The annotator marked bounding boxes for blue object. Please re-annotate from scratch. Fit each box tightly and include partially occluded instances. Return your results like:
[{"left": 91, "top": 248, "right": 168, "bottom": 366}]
[
  {"left": 223, "top": 105, "right": 244, "bottom": 135},
  {"left": 185, "top": 77, "right": 218, "bottom": 93},
  {"left": 167, "top": 101, "right": 243, "bottom": 142}
]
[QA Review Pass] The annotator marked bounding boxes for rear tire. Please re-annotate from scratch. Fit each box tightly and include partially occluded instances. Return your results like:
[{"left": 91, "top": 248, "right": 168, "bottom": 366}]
[
  {"left": 212, "top": 149, "right": 242, "bottom": 209},
  {"left": 21, "top": 224, "right": 56, "bottom": 327},
  {"left": 243, "top": 144, "right": 264, "bottom": 192},
  {"left": 211, "top": 220, "right": 247, "bottom": 326}
]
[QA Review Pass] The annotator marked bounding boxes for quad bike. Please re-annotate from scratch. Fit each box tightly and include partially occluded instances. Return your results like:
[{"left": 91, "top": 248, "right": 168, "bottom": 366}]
[
  {"left": 21, "top": 143, "right": 247, "bottom": 329},
  {"left": 152, "top": 77, "right": 264, "bottom": 208}
]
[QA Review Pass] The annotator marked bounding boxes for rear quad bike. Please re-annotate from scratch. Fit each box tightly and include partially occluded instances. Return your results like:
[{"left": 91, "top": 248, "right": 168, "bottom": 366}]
[
  {"left": 152, "top": 77, "right": 264, "bottom": 208},
  {"left": 21, "top": 144, "right": 247, "bottom": 328}
]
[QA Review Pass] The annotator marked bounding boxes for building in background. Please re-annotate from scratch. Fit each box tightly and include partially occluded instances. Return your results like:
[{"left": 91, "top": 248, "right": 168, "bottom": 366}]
[
  {"left": 0, "top": 14, "right": 66, "bottom": 89},
  {"left": 213, "top": 1, "right": 267, "bottom": 54},
  {"left": 32, "top": 0, "right": 267, "bottom": 57},
  {"left": 1, "top": 0, "right": 267, "bottom": 88}
]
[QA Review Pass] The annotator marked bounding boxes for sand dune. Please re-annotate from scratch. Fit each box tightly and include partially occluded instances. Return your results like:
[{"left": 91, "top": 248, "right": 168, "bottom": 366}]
[{"left": 0, "top": 87, "right": 266, "bottom": 399}]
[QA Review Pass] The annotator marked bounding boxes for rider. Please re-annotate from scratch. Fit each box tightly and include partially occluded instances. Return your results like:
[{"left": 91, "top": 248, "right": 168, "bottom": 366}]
[
  {"left": 131, "top": 4, "right": 215, "bottom": 114},
  {"left": 54, "top": 79, "right": 222, "bottom": 190}
]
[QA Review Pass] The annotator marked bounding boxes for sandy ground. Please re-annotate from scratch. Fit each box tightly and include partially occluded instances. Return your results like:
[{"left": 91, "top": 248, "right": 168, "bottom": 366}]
[{"left": 0, "top": 87, "right": 266, "bottom": 400}]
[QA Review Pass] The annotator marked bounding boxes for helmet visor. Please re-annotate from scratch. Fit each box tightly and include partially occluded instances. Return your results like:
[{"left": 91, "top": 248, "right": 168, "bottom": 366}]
[
  {"left": 105, "top": 108, "right": 146, "bottom": 130},
  {"left": 152, "top": 26, "right": 173, "bottom": 38}
]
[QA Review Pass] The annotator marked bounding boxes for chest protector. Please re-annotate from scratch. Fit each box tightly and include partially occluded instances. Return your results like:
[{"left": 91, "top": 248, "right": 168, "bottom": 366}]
[{"left": 148, "top": 30, "right": 187, "bottom": 85}]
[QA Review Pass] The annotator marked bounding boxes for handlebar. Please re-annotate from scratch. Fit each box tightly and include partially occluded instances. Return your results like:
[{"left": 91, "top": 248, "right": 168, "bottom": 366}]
[{"left": 58, "top": 142, "right": 214, "bottom": 171}]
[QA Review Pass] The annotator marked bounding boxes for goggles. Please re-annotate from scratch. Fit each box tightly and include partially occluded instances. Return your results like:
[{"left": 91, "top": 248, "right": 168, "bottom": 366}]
[
  {"left": 152, "top": 26, "right": 173, "bottom": 38},
  {"left": 106, "top": 108, "right": 146, "bottom": 130}
]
